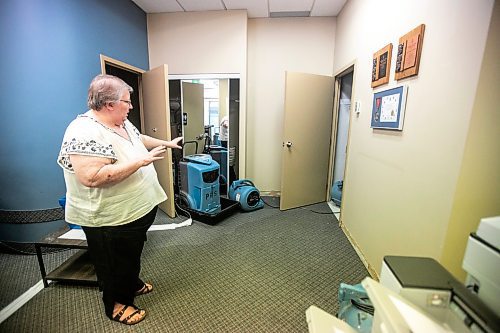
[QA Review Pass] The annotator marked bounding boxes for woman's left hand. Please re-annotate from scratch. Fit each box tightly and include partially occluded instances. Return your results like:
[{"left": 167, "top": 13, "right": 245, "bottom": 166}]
[{"left": 170, "top": 137, "right": 183, "bottom": 149}]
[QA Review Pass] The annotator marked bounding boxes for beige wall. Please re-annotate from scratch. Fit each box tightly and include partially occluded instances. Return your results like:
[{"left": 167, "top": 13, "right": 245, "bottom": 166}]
[
  {"left": 247, "top": 18, "right": 336, "bottom": 191},
  {"left": 333, "top": 0, "right": 495, "bottom": 277},
  {"left": 219, "top": 79, "right": 229, "bottom": 121},
  {"left": 441, "top": 1, "right": 500, "bottom": 281},
  {"left": 144, "top": 3, "right": 498, "bottom": 281},
  {"left": 147, "top": 10, "right": 248, "bottom": 176}
]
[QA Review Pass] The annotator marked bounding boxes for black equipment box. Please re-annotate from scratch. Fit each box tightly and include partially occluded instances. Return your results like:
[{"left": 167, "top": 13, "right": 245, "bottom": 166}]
[{"left": 177, "top": 197, "right": 240, "bottom": 225}]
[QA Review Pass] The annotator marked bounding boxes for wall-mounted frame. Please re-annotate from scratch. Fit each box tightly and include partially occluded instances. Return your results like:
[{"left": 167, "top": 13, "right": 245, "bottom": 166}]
[
  {"left": 371, "top": 43, "right": 392, "bottom": 88},
  {"left": 395, "top": 24, "right": 425, "bottom": 80},
  {"left": 371, "top": 85, "right": 408, "bottom": 130}
]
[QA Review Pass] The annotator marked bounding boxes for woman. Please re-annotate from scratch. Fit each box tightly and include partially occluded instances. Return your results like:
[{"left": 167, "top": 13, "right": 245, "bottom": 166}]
[{"left": 57, "top": 74, "right": 182, "bottom": 325}]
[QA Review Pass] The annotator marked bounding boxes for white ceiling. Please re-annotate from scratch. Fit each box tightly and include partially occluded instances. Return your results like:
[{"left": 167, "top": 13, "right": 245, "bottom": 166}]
[{"left": 131, "top": 0, "right": 347, "bottom": 18}]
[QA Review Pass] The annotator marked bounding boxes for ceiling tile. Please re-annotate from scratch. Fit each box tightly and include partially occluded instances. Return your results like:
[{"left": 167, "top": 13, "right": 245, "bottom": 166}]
[
  {"left": 224, "top": 0, "right": 269, "bottom": 18},
  {"left": 310, "top": 0, "right": 347, "bottom": 16},
  {"left": 269, "top": 0, "right": 314, "bottom": 13},
  {"left": 178, "top": 0, "right": 225, "bottom": 12},
  {"left": 131, "top": 0, "right": 183, "bottom": 13},
  {"left": 131, "top": 0, "right": 344, "bottom": 17}
]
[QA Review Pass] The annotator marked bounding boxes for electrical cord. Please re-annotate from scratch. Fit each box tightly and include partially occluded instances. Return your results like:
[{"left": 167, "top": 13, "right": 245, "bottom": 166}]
[
  {"left": 351, "top": 298, "right": 374, "bottom": 316},
  {"left": 260, "top": 198, "right": 335, "bottom": 214},
  {"left": 261, "top": 197, "right": 279, "bottom": 209},
  {"left": 466, "top": 284, "right": 479, "bottom": 293},
  {"left": 299, "top": 207, "right": 334, "bottom": 215},
  {"left": 174, "top": 197, "right": 192, "bottom": 222}
]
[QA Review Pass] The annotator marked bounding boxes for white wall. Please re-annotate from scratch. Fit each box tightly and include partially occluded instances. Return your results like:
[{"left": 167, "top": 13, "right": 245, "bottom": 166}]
[
  {"left": 247, "top": 18, "right": 336, "bottom": 191},
  {"left": 147, "top": 10, "right": 248, "bottom": 176},
  {"left": 333, "top": 0, "right": 494, "bottom": 275}
]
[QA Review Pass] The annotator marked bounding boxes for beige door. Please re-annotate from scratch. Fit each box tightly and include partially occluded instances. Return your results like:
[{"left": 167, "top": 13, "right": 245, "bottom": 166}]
[
  {"left": 182, "top": 82, "right": 205, "bottom": 156},
  {"left": 280, "top": 72, "right": 334, "bottom": 210},
  {"left": 142, "top": 64, "right": 176, "bottom": 217}
]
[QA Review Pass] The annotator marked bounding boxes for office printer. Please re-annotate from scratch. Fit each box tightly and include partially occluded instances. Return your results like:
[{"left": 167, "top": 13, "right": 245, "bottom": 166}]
[
  {"left": 307, "top": 216, "right": 500, "bottom": 332},
  {"left": 462, "top": 216, "right": 500, "bottom": 317},
  {"left": 307, "top": 256, "right": 499, "bottom": 332},
  {"left": 379, "top": 256, "right": 499, "bottom": 332}
]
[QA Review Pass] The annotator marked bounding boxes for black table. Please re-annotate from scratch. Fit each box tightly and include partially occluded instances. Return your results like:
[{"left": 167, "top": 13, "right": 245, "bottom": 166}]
[{"left": 34, "top": 226, "right": 98, "bottom": 288}]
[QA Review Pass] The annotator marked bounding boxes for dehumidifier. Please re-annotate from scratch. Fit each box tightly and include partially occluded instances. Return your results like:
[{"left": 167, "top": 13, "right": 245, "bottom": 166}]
[
  {"left": 178, "top": 154, "right": 221, "bottom": 214},
  {"left": 228, "top": 179, "right": 264, "bottom": 211},
  {"left": 209, "top": 145, "right": 228, "bottom": 188}
]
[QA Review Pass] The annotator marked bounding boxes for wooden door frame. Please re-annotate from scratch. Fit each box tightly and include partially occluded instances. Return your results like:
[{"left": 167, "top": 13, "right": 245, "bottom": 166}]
[
  {"left": 100, "top": 54, "right": 146, "bottom": 133},
  {"left": 326, "top": 62, "right": 356, "bottom": 209}
]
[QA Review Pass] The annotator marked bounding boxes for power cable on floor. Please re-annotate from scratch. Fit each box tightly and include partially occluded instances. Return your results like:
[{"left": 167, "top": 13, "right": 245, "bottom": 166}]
[
  {"left": 175, "top": 200, "right": 193, "bottom": 221},
  {"left": 261, "top": 197, "right": 279, "bottom": 209},
  {"left": 300, "top": 207, "right": 334, "bottom": 215}
]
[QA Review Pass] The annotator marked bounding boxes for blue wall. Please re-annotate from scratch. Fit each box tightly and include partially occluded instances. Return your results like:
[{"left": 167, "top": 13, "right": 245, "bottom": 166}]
[{"left": 0, "top": 0, "right": 149, "bottom": 210}]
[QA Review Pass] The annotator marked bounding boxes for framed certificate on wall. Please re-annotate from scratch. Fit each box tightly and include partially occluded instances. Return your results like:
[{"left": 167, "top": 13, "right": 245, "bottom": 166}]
[{"left": 371, "top": 86, "right": 408, "bottom": 130}]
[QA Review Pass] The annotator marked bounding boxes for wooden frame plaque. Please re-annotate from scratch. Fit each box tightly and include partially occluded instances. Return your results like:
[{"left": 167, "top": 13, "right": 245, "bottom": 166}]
[
  {"left": 395, "top": 24, "right": 425, "bottom": 80},
  {"left": 371, "top": 43, "right": 392, "bottom": 88}
]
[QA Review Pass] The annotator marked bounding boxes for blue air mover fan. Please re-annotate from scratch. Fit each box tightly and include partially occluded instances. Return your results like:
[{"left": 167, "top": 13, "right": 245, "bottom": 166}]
[
  {"left": 331, "top": 180, "right": 343, "bottom": 206},
  {"left": 228, "top": 179, "right": 264, "bottom": 212},
  {"left": 337, "top": 283, "right": 373, "bottom": 333}
]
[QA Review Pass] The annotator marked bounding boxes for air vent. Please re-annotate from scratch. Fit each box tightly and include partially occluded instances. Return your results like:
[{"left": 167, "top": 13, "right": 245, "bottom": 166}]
[{"left": 269, "top": 11, "right": 310, "bottom": 18}]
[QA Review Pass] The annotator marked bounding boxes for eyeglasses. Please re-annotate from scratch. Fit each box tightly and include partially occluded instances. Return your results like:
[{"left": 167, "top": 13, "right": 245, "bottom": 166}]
[{"left": 120, "top": 100, "right": 132, "bottom": 106}]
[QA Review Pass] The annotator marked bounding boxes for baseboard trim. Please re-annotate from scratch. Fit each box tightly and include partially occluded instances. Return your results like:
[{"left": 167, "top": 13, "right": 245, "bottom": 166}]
[
  {"left": 260, "top": 191, "right": 280, "bottom": 197},
  {"left": 0, "top": 280, "right": 44, "bottom": 324},
  {"left": 327, "top": 201, "right": 379, "bottom": 280}
]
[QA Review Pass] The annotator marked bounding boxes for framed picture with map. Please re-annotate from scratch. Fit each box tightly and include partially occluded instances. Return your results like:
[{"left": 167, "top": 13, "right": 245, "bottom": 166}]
[{"left": 371, "top": 85, "right": 408, "bottom": 130}]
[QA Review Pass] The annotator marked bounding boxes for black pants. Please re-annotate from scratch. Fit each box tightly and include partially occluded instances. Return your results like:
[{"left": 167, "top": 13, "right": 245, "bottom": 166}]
[{"left": 82, "top": 206, "right": 158, "bottom": 318}]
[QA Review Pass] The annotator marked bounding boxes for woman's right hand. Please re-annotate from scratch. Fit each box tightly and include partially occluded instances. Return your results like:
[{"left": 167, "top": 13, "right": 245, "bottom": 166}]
[{"left": 140, "top": 145, "right": 167, "bottom": 166}]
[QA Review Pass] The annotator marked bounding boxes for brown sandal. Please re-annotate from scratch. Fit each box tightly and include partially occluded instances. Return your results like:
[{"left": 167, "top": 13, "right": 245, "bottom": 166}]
[
  {"left": 112, "top": 305, "right": 146, "bottom": 325},
  {"left": 135, "top": 282, "right": 153, "bottom": 296}
]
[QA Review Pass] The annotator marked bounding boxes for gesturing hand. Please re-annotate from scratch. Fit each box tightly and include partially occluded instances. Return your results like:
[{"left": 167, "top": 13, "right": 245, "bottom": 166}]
[
  {"left": 171, "top": 137, "right": 183, "bottom": 149},
  {"left": 141, "top": 145, "right": 167, "bottom": 166}
]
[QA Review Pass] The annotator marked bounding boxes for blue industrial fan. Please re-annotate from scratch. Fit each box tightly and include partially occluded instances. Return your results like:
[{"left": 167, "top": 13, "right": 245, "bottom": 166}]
[{"left": 228, "top": 179, "right": 264, "bottom": 211}]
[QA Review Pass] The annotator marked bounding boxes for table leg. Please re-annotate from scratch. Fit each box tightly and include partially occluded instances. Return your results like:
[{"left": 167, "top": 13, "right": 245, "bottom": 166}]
[{"left": 35, "top": 244, "right": 49, "bottom": 288}]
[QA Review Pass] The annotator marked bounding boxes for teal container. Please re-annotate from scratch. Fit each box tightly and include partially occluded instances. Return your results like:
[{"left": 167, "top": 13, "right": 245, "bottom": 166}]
[
  {"left": 330, "top": 180, "right": 343, "bottom": 206},
  {"left": 58, "top": 196, "right": 81, "bottom": 229}
]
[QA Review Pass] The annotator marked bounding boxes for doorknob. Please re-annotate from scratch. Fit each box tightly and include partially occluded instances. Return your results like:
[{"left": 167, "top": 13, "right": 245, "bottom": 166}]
[
  {"left": 283, "top": 141, "right": 293, "bottom": 148},
  {"left": 152, "top": 128, "right": 157, "bottom": 132}
]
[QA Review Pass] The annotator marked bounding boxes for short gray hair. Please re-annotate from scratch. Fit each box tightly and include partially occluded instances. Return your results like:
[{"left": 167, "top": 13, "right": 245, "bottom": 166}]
[{"left": 87, "top": 74, "right": 133, "bottom": 110}]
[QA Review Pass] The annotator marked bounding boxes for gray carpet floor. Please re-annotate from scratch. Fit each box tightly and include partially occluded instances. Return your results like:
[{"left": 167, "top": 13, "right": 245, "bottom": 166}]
[
  {"left": 0, "top": 200, "right": 369, "bottom": 332},
  {"left": 0, "top": 247, "right": 78, "bottom": 309}
]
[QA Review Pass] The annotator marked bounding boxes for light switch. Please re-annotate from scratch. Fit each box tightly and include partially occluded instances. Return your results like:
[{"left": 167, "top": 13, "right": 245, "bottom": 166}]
[{"left": 354, "top": 101, "right": 361, "bottom": 114}]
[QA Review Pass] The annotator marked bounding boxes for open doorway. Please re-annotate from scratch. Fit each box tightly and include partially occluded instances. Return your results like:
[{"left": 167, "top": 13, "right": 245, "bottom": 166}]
[
  {"left": 100, "top": 55, "right": 145, "bottom": 132},
  {"left": 329, "top": 67, "right": 354, "bottom": 221},
  {"left": 168, "top": 75, "right": 241, "bottom": 197}
]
